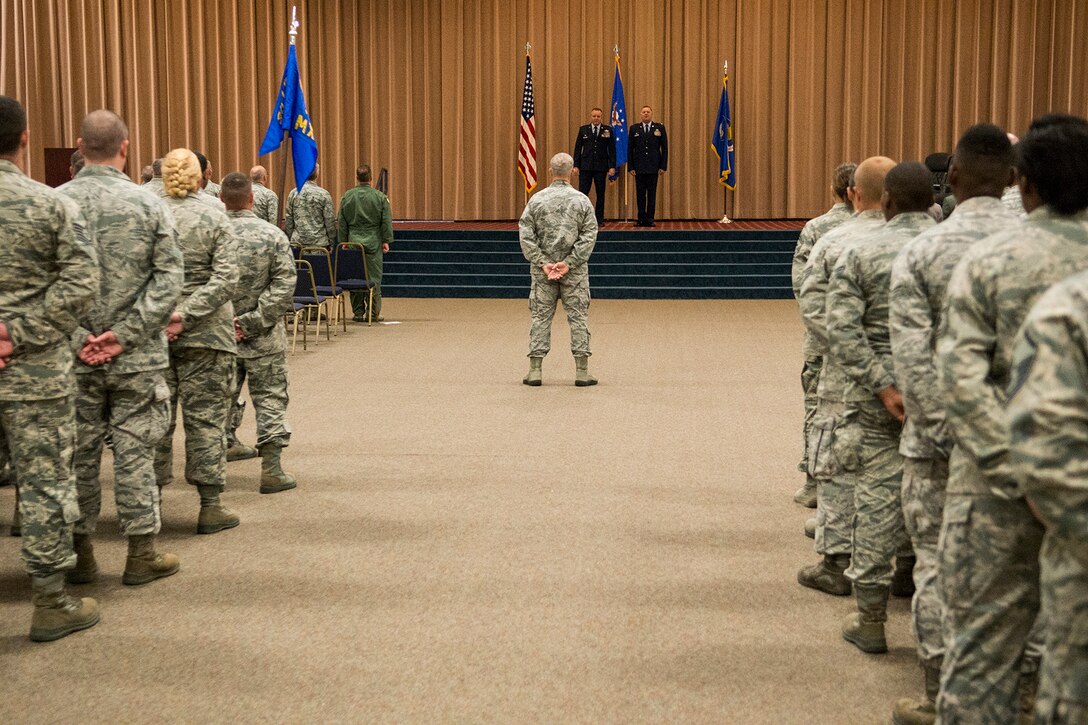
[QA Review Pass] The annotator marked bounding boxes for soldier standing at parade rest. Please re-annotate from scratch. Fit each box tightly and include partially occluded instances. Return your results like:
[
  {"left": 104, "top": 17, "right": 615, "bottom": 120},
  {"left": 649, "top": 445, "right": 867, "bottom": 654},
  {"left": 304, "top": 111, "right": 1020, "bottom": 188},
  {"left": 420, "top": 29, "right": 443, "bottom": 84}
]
[
  {"left": 59, "top": 110, "right": 184, "bottom": 588},
  {"left": 338, "top": 164, "right": 393, "bottom": 322},
  {"left": 221, "top": 172, "right": 298, "bottom": 493},
  {"left": 1008, "top": 266, "right": 1088, "bottom": 725},
  {"left": 519, "top": 152, "right": 599, "bottom": 387},
  {"left": 887, "top": 124, "right": 1017, "bottom": 725},
  {"left": 145, "top": 158, "right": 164, "bottom": 197},
  {"left": 0, "top": 95, "right": 101, "bottom": 641},
  {"left": 153, "top": 148, "right": 241, "bottom": 535},
  {"left": 796, "top": 156, "right": 894, "bottom": 597},
  {"left": 250, "top": 165, "right": 280, "bottom": 227},
  {"left": 627, "top": 105, "right": 667, "bottom": 226},
  {"left": 573, "top": 107, "right": 616, "bottom": 226},
  {"left": 936, "top": 114, "right": 1088, "bottom": 723},
  {"left": 827, "top": 162, "right": 936, "bottom": 655},
  {"left": 286, "top": 163, "right": 336, "bottom": 248},
  {"left": 791, "top": 162, "right": 856, "bottom": 508}
]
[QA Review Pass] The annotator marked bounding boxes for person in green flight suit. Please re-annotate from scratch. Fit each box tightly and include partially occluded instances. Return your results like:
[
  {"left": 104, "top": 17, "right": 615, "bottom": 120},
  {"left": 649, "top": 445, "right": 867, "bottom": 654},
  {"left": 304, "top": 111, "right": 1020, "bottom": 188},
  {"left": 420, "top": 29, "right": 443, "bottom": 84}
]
[{"left": 337, "top": 164, "right": 393, "bottom": 322}]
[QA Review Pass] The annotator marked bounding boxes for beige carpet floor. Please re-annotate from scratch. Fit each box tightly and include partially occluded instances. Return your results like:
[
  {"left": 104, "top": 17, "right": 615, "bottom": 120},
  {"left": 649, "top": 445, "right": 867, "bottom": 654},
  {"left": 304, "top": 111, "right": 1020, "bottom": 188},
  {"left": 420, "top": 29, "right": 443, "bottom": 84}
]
[{"left": 0, "top": 298, "right": 918, "bottom": 724}]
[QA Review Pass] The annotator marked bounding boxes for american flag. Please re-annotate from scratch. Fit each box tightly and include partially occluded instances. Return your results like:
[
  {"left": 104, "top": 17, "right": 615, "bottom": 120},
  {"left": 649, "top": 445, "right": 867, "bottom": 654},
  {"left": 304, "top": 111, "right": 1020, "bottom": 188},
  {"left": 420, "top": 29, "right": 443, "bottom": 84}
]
[{"left": 517, "top": 53, "right": 537, "bottom": 193}]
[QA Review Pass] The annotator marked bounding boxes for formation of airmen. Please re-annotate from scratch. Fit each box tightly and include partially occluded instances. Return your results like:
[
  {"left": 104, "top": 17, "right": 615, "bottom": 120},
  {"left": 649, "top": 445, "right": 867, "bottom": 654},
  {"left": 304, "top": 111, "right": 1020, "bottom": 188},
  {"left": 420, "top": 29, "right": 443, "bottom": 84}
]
[
  {"left": 0, "top": 99, "right": 304, "bottom": 642},
  {"left": 792, "top": 114, "right": 1088, "bottom": 724}
]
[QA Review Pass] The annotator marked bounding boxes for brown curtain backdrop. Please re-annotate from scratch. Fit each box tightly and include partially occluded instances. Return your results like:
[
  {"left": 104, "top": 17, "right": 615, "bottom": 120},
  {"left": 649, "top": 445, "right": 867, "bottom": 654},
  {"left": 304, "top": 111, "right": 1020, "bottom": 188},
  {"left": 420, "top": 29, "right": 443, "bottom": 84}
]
[{"left": 2, "top": 0, "right": 1086, "bottom": 220}]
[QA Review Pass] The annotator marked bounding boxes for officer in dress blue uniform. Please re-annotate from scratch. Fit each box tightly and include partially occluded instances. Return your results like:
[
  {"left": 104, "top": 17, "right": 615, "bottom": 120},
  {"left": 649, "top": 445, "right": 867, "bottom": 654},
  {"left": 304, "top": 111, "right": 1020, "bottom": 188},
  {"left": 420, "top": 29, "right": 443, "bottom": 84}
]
[
  {"left": 627, "top": 105, "right": 668, "bottom": 226},
  {"left": 572, "top": 107, "right": 616, "bottom": 226}
]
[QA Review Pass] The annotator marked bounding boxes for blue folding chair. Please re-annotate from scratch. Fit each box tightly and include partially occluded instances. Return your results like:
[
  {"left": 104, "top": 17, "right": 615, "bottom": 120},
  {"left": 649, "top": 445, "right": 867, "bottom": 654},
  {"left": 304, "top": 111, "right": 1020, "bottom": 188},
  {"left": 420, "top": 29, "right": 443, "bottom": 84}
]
[
  {"left": 291, "top": 259, "right": 331, "bottom": 351},
  {"left": 333, "top": 243, "right": 377, "bottom": 325},
  {"left": 301, "top": 247, "right": 346, "bottom": 333}
]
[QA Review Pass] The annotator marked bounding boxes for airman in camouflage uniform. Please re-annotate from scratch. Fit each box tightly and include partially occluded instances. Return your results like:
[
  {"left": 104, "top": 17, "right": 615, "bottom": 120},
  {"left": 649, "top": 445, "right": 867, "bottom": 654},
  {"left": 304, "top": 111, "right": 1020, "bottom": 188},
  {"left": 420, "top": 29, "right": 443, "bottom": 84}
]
[
  {"left": 796, "top": 156, "right": 895, "bottom": 596},
  {"left": 220, "top": 173, "right": 297, "bottom": 494},
  {"left": 936, "top": 114, "right": 1088, "bottom": 724},
  {"left": 828, "top": 162, "right": 935, "bottom": 655},
  {"left": 1008, "top": 268, "right": 1088, "bottom": 725},
  {"left": 58, "top": 111, "right": 184, "bottom": 587},
  {"left": 791, "top": 162, "right": 855, "bottom": 508},
  {"left": 153, "top": 148, "right": 241, "bottom": 535},
  {"left": 250, "top": 165, "right": 279, "bottom": 226},
  {"left": 518, "top": 153, "right": 598, "bottom": 387},
  {"left": 144, "top": 158, "right": 164, "bottom": 197},
  {"left": 286, "top": 164, "right": 336, "bottom": 248},
  {"left": 0, "top": 96, "right": 101, "bottom": 641},
  {"left": 887, "top": 125, "right": 1017, "bottom": 724}
]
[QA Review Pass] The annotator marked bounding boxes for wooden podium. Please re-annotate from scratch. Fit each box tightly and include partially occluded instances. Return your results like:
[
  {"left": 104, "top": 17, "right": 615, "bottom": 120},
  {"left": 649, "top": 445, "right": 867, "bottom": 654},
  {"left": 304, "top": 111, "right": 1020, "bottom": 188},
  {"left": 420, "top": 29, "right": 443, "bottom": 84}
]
[{"left": 43, "top": 147, "right": 78, "bottom": 187}]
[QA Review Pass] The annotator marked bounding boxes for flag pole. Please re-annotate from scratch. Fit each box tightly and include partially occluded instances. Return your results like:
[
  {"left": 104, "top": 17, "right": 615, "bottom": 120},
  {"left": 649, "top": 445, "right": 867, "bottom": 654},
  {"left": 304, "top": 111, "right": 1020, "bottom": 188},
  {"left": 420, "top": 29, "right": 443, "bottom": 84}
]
[
  {"left": 615, "top": 44, "right": 629, "bottom": 224},
  {"left": 275, "top": 6, "right": 300, "bottom": 228},
  {"left": 719, "top": 60, "right": 732, "bottom": 225}
]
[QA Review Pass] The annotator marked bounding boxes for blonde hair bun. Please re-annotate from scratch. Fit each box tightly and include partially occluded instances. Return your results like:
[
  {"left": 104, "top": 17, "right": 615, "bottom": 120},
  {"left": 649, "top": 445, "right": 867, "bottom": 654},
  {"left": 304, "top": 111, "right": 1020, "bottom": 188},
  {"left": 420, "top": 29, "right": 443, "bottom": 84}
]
[{"left": 162, "top": 148, "right": 201, "bottom": 198}]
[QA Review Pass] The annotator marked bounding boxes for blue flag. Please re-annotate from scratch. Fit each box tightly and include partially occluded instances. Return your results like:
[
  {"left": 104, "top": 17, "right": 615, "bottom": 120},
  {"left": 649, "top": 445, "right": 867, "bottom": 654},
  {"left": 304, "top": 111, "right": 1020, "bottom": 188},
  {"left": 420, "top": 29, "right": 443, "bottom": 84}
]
[
  {"left": 609, "top": 53, "right": 628, "bottom": 180},
  {"left": 711, "top": 72, "right": 736, "bottom": 189},
  {"left": 259, "top": 44, "right": 318, "bottom": 193}
]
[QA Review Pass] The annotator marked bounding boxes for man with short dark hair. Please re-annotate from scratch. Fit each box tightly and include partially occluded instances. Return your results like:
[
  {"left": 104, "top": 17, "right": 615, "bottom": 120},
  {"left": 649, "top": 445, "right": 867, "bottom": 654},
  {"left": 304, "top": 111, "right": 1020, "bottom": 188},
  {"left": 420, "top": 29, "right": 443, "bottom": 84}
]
[
  {"left": 338, "top": 163, "right": 393, "bottom": 322},
  {"left": 887, "top": 124, "right": 1018, "bottom": 724},
  {"left": 59, "top": 109, "right": 184, "bottom": 588},
  {"left": 286, "top": 163, "right": 336, "bottom": 248},
  {"left": 627, "top": 105, "right": 667, "bottom": 226},
  {"left": 0, "top": 95, "right": 101, "bottom": 641},
  {"left": 140, "top": 165, "right": 153, "bottom": 184},
  {"left": 221, "top": 172, "right": 297, "bottom": 493},
  {"left": 192, "top": 150, "right": 224, "bottom": 209},
  {"left": 145, "top": 158, "right": 164, "bottom": 196},
  {"left": 936, "top": 113, "right": 1088, "bottom": 723},
  {"left": 828, "top": 162, "right": 935, "bottom": 655},
  {"left": 573, "top": 107, "right": 616, "bottom": 226}
]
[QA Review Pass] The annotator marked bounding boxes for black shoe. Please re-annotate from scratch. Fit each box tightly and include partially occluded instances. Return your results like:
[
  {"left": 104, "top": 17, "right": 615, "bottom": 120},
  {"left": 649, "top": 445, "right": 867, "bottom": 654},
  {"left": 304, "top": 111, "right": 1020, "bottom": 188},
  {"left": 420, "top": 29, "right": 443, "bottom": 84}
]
[{"left": 647, "top": 221, "right": 656, "bottom": 227}]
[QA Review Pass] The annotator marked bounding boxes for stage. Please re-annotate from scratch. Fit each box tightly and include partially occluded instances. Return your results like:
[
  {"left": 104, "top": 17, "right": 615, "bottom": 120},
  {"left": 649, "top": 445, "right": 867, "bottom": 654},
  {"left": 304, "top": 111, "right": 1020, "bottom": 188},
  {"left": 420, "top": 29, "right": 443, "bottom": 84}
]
[{"left": 384, "top": 220, "right": 803, "bottom": 300}]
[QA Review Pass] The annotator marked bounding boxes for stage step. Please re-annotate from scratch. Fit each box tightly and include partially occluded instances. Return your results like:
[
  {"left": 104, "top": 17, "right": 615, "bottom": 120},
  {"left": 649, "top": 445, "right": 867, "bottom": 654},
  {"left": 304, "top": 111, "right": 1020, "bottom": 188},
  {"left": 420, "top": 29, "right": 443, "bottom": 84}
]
[{"left": 382, "top": 230, "right": 798, "bottom": 300}]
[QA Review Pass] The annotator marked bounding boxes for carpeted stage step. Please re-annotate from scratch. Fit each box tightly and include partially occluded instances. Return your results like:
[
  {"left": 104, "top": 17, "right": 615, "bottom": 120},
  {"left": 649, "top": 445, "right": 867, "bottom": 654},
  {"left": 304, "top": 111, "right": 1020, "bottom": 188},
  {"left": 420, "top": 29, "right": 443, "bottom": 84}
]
[{"left": 383, "top": 228, "right": 799, "bottom": 300}]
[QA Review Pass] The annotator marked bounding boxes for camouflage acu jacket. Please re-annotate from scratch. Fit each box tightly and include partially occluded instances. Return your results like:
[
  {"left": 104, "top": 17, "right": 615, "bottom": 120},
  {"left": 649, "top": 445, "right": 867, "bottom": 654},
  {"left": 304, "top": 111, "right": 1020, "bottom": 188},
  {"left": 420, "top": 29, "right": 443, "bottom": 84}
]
[
  {"left": 518, "top": 180, "right": 597, "bottom": 275},
  {"left": 227, "top": 210, "right": 294, "bottom": 358}
]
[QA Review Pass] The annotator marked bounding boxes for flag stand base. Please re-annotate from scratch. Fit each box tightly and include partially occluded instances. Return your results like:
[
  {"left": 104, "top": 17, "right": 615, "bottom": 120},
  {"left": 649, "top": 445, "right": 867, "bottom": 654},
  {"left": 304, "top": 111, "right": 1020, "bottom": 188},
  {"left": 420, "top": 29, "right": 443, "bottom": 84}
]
[{"left": 719, "top": 214, "right": 733, "bottom": 224}]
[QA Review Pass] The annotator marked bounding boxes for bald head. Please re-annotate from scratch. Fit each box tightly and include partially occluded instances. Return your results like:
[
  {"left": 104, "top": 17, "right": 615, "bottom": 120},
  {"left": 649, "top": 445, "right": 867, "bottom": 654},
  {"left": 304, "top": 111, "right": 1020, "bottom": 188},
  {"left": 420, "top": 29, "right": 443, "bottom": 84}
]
[
  {"left": 852, "top": 156, "right": 896, "bottom": 210},
  {"left": 79, "top": 110, "right": 128, "bottom": 161},
  {"left": 250, "top": 165, "right": 267, "bottom": 184},
  {"left": 882, "top": 161, "right": 935, "bottom": 220}
]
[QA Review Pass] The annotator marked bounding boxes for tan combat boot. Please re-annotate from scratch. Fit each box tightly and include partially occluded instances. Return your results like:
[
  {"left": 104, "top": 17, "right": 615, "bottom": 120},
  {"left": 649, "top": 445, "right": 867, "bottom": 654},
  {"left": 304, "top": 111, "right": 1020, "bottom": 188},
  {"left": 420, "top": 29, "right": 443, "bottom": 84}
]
[
  {"left": 122, "top": 533, "right": 180, "bottom": 585},
  {"left": 797, "top": 554, "right": 852, "bottom": 596},
  {"left": 523, "top": 357, "right": 543, "bottom": 386},
  {"left": 804, "top": 517, "right": 816, "bottom": 539},
  {"left": 258, "top": 445, "right": 297, "bottom": 494},
  {"left": 842, "top": 583, "right": 890, "bottom": 653},
  {"left": 793, "top": 476, "right": 818, "bottom": 508},
  {"left": 29, "top": 572, "right": 100, "bottom": 642},
  {"left": 574, "top": 356, "right": 597, "bottom": 387},
  {"left": 891, "top": 553, "right": 917, "bottom": 598},
  {"left": 65, "top": 533, "right": 98, "bottom": 584},
  {"left": 892, "top": 659, "right": 941, "bottom": 725},
  {"left": 196, "top": 485, "right": 240, "bottom": 535},
  {"left": 226, "top": 430, "right": 259, "bottom": 462}
]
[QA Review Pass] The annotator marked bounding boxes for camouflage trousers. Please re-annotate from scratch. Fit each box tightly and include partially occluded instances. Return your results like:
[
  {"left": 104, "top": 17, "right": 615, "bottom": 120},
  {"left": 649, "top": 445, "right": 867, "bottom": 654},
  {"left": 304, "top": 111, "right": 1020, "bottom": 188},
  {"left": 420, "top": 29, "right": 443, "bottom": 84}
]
[
  {"left": 528, "top": 271, "right": 591, "bottom": 358},
  {"left": 1034, "top": 534, "right": 1088, "bottom": 723},
  {"left": 937, "top": 450, "right": 1046, "bottom": 724},
  {"left": 75, "top": 370, "right": 171, "bottom": 536},
  {"left": 798, "top": 355, "right": 822, "bottom": 473},
  {"left": 902, "top": 456, "right": 948, "bottom": 665},
  {"left": 154, "top": 348, "right": 235, "bottom": 492},
  {"left": 809, "top": 397, "right": 854, "bottom": 556},
  {"left": 230, "top": 353, "right": 291, "bottom": 449},
  {"left": 1, "top": 396, "right": 78, "bottom": 577},
  {"left": 842, "top": 399, "right": 908, "bottom": 587}
]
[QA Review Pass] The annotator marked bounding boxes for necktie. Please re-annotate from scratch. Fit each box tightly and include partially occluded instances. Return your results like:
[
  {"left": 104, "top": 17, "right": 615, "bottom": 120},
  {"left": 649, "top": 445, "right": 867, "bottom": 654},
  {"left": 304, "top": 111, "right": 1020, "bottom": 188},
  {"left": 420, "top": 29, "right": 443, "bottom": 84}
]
[
  {"left": 644, "top": 123, "right": 649, "bottom": 133},
  {"left": 593, "top": 125, "right": 599, "bottom": 136}
]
